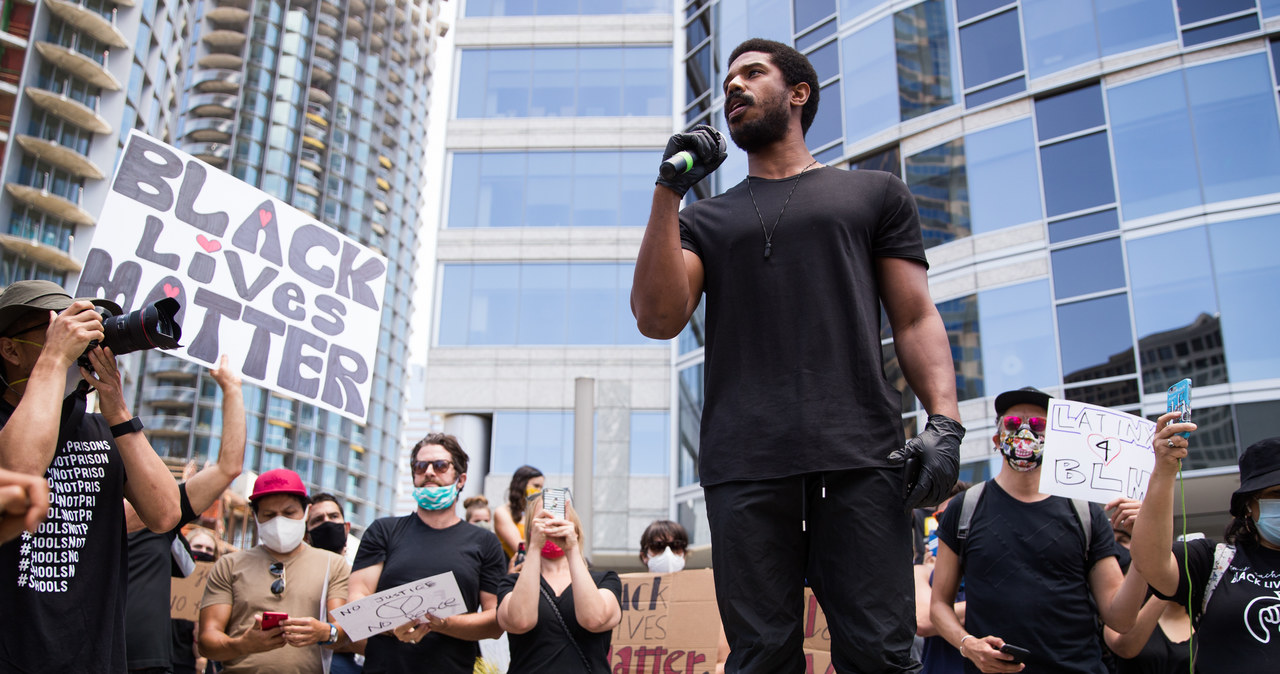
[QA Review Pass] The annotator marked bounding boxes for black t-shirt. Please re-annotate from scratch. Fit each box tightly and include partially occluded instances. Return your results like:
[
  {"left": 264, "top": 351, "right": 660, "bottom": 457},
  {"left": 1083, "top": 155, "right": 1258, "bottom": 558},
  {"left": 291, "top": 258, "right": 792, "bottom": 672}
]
[
  {"left": 1153, "top": 538, "right": 1280, "bottom": 673},
  {"left": 1115, "top": 622, "right": 1191, "bottom": 674},
  {"left": 936, "top": 481, "right": 1118, "bottom": 674},
  {"left": 125, "top": 483, "right": 200, "bottom": 668},
  {"left": 353, "top": 514, "right": 507, "bottom": 674},
  {"left": 679, "top": 168, "right": 928, "bottom": 485},
  {"left": 496, "top": 570, "right": 622, "bottom": 674},
  {"left": 0, "top": 396, "right": 129, "bottom": 673}
]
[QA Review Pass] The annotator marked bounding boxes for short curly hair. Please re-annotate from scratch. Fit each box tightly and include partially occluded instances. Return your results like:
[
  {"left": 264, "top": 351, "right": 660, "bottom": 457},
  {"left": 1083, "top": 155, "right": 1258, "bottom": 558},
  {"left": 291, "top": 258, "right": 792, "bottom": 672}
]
[{"left": 728, "top": 38, "right": 820, "bottom": 135}]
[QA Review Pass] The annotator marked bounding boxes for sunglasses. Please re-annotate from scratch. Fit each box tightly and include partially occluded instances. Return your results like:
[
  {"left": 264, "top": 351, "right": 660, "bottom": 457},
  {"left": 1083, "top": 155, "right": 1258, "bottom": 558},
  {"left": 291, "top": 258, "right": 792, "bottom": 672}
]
[
  {"left": 1002, "top": 415, "right": 1047, "bottom": 435},
  {"left": 411, "top": 459, "right": 453, "bottom": 475},
  {"left": 646, "top": 540, "right": 688, "bottom": 553},
  {"left": 269, "top": 561, "right": 285, "bottom": 596}
]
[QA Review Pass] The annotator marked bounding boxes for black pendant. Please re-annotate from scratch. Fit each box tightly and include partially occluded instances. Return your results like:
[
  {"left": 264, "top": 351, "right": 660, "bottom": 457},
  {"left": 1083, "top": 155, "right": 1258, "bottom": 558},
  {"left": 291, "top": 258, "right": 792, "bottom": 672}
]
[{"left": 764, "top": 242, "right": 772, "bottom": 259}]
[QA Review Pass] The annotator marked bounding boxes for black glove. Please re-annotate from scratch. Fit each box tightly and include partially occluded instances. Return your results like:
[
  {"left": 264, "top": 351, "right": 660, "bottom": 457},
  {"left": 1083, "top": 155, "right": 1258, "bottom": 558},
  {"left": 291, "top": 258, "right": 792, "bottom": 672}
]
[
  {"left": 655, "top": 124, "right": 727, "bottom": 197},
  {"left": 888, "top": 414, "right": 965, "bottom": 511}
]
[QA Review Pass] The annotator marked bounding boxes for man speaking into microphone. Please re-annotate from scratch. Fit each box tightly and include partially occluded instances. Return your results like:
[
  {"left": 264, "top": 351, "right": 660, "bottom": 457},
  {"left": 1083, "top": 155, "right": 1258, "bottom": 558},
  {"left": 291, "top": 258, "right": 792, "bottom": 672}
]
[{"left": 631, "top": 39, "right": 964, "bottom": 673}]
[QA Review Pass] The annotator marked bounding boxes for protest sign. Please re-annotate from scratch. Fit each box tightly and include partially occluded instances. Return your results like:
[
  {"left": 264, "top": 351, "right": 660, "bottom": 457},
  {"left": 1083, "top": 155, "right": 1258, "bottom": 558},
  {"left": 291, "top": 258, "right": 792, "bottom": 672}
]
[
  {"left": 330, "top": 571, "right": 466, "bottom": 639},
  {"left": 170, "top": 560, "right": 214, "bottom": 621},
  {"left": 803, "top": 588, "right": 833, "bottom": 674},
  {"left": 609, "top": 569, "right": 720, "bottom": 674},
  {"left": 1038, "top": 398, "right": 1157, "bottom": 503},
  {"left": 72, "top": 130, "right": 387, "bottom": 423}
]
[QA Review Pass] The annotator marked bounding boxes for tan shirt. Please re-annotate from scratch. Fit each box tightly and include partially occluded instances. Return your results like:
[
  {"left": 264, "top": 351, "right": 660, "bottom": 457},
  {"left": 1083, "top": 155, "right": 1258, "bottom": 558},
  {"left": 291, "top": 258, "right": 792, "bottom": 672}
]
[{"left": 202, "top": 543, "right": 350, "bottom": 674}]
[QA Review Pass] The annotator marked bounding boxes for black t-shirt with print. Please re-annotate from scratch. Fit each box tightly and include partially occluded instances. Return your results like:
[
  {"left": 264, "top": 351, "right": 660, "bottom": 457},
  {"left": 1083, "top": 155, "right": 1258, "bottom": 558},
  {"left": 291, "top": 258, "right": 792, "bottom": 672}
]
[
  {"left": 936, "top": 480, "right": 1118, "bottom": 674},
  {"left": 1153, "top": 537, "right": 1280, "bottom": 673},
  {"left": 125, "top": 483, "right": 200, "bottom": 669},
  {"left": 679, "top": 168, "right": 928, "bottom": 486},
  {"left": 0, "top": 396, "right": 129, "bottom": 673},
  {"left": 353, "top": 513, "right": 507, "bottom": 674},
  {"left": 496, "top": 570, "right": 622, "bottom": 674}
]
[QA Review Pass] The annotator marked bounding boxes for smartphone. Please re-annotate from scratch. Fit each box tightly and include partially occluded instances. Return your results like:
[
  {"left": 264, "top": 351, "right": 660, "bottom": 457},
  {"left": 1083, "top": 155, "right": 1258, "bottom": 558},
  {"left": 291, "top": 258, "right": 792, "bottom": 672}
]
[
  {"left": 261, "top": 611, "right": 288, "bottom": 630},
  {"left": 999, "top": 643, "right": 1031, "bottom": 664},
  {"left": 542, "top": 487, "right": 567, "bottom": 520},
  {"left": 1166, "top": 378, "right": 1192, "bottom": 439}
]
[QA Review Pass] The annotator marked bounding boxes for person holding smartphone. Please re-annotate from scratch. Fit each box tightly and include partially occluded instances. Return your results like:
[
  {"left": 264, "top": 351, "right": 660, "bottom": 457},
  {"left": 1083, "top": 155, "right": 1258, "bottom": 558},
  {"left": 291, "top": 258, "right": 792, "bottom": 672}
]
[{"left": 496, "top": 490, "right": 622, "bottom": 673}]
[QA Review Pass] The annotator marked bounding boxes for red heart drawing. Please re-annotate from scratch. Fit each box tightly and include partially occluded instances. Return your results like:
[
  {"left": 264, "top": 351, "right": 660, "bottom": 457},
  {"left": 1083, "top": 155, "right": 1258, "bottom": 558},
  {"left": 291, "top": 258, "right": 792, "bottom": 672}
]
[
  {"left": 258, "top": 210, "right": 272, "bottom": 227},
  {"left": 163, "top": 284, "right": 180, "bottom": 299},
  {"left": 1087, "top": 433, "right": 1122, "bottom": 466},
  {"left": 196, "top": 234, "right": 221, "bottom": 253}
]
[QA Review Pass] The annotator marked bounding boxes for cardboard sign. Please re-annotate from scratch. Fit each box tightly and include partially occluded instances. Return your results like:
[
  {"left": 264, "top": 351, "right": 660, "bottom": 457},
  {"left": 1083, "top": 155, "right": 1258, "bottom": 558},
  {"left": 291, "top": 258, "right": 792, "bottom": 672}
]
[
  {"left": 73, "top": 131, "right": 387, "bottom": 423},
  {"left": 802, "top": 588, "right": 833, "bottom": 673},
  {"left": 170, "top": 560, "right": 214, "bottom": 621},
  {"left": 1038, "top": 398, "right": 1157, "bottom": 503},
  {"left": 608, "top": 569, "right": 721, "bottom": 674},
  {"left": 330, "top": 571, "right": 466, "bottom": 639}
]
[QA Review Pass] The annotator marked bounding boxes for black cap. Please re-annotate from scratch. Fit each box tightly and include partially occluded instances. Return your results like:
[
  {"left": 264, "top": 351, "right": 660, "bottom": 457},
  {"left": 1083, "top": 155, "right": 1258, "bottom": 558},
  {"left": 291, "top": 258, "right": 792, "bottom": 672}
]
[
  {"left": 0, "top": 280, "right": 122, "bottom": 336},
  {"left": 1230, "top": 437, "right": 1280, "bottom": 517},
  {"left": 994, "top": 386, "right": 1052, "bottom": 418}
]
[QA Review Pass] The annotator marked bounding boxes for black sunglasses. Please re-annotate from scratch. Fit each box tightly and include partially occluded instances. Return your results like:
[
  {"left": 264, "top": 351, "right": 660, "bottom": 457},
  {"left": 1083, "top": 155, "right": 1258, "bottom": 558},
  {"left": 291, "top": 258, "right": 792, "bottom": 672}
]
[
  {"left": 269, "top": 561, "right": 285, "bottom": 595},
  {"left": 411, "top": 459, "right": 453, "bottom": 475},
  {"left": 646, "top": 540, "right": 688, "bottom": 553}
]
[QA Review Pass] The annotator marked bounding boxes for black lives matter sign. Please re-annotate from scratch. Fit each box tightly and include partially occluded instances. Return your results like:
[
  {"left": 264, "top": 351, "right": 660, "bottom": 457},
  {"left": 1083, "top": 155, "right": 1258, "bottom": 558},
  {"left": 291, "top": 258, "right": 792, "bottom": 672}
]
[{"left": 73, "top": 131, "right": 387, "bottom": 422}]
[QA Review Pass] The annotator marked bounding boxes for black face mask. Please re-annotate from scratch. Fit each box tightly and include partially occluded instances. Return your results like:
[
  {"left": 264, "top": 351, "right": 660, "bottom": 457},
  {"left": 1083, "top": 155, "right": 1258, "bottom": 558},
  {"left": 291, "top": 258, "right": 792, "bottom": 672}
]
[
  {"left": 308, "top": 520, "right": 347, "bottom": 554},
  {"left": 191, "top": 550, "right": 216, "bottom": 563}
]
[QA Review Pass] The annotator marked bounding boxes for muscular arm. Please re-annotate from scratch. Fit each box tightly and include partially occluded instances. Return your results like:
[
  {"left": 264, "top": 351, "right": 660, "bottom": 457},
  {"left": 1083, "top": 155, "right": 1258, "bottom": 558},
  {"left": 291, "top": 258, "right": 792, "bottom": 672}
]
[
  {"left": 569, "top": 557, "right": 621, "bottom": 633},
  {"left": 876, "top": 258, "right": 959, "bottom": 420},
  {"left": 497, "top": 550, "right": 542, "bottom": 634},
  {"left": 183, "top": 357, "right": 245, "bottom": 515},
  {"left": 348, "top": 563, "right": 382, "bottom": 604},
  {"left": 435, "top": 592, "right": 501, "bottom": 641},
  {"left": 1104, "top": 596, "right": 1168, "bottom": 659},
  {"left": 1131, "top": 412, "right": 1192, "bottom": 597},
  {"left": 928, "top": 542, "right": 968, "bottom": 649},
  {"left": 198, "top": 604, "right": 284, "bottom": 660},
  {"left": 631, "top": 187, "right": 704, "bottom": 340},
  {"left": 1092, "top": 556, "right": 1145, "bottom": 632}
]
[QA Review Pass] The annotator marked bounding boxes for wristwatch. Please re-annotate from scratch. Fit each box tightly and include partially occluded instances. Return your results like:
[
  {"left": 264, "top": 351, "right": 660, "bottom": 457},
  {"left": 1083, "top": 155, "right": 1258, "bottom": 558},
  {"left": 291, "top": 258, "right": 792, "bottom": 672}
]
[
  {"left": 110, "top": 416, "right": 144, "bottom": 438},
  {"left": 319, "top": 622, "right": 338, "bottom": 646}
]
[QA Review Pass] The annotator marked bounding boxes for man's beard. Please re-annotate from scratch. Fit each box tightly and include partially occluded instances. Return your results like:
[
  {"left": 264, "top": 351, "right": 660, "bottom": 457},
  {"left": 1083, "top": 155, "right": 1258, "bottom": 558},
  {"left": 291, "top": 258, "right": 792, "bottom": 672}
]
[{"left": 726, "top": 91, "right": 791, "bottom": 153}]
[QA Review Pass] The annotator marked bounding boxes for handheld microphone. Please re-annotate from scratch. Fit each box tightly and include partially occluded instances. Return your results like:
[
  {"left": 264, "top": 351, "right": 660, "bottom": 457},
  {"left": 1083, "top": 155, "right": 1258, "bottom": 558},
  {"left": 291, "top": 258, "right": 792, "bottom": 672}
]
[{"left": 659, "top": 151, "right": 695, "bottom": 180}]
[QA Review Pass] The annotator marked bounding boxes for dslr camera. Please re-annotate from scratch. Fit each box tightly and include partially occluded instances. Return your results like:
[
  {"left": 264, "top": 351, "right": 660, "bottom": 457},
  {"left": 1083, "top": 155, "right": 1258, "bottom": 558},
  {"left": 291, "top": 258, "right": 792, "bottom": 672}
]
[{"left": 78, "top": 297, "right": 182, "bottom": 370}]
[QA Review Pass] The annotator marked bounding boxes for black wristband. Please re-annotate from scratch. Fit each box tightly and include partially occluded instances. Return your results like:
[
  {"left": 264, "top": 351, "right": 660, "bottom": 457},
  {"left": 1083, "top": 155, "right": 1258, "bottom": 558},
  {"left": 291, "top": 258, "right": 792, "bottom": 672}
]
[{"left": 110, "top": 416, "right": 144, "bottom": 438}]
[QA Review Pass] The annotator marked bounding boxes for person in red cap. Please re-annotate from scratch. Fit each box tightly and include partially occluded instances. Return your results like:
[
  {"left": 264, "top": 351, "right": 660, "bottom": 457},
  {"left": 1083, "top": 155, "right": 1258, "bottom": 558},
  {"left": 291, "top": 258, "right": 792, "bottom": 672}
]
[
  {"left": 0, "top": 279, "right": 181, "bottom": 673},
  {"left": 198, "top": 468, "right": 351, "bottom": 674}
]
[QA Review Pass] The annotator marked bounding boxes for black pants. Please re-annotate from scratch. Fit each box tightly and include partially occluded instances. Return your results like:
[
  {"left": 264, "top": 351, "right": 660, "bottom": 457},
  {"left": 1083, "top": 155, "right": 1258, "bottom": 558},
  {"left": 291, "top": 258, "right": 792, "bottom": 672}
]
[{"left": 705, "top": 467, "right": 919, "bottom": 674}]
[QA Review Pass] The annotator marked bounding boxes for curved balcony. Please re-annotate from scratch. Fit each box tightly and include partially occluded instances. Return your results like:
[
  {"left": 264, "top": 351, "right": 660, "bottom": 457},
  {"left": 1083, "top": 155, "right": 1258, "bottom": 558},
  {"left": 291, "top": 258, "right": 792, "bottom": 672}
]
[
  {"left": 374, "top": 176, "right": 390, "bottom": 192},
  {"left": 181, "top": 141, "right": 230, "bottom": 165},
  {"left": 202, "top": 29, "right": 246, "bottom": 51},
  {"left": 295, "top": 182, "right": 320, "bottom": 197},
  {"left": 319, "top": 0, "right": 341, "bottom": 16},
  {"left": 192, "top": 67, "right": 243, "bottom": 94},
  {"left": 146, "top": 354, "right": 201, "bottom": 377},
  {"left": 205, "top": 6, "right": 250, "bottom": 25},
  {"left": 313, "top": 34, "right": 337, "bottom": 60},
  {"left": 393, "top": 5, "right": 405, "bottom": 24},
  {"left": 316, "top": 13, "right": 340, "bottom": 37},
  {"left": 0, "top": 232, "right": 82, "bottom": 272},
  {"left": 139, "top": 414, "right": 193, "bottom": 436},
  {"left": 186, "top": 92, "right": 237, "bottom": 117},
  {"left": 301, "top": 134, "right": 325, "bottom": 151},
  {"left": 34, "top": 42, "right": 121, "bottom": 91},
  {"left": 350, "top": 0, "right": 367, "bottom": 13},
  {"left": 197, "top": 52, "right": 243, "bottom": 70},
  {"left": 387, "top": 68, "right": 402, "bottom": 85},
  {"left": 4, "top": 183, "right": 93, "bottom": 226},
  {"left": 216, "top": 0, "right": 251, "bottom": 8},
  {"left": 182, "top": 117, "right": 234, "bottom": 142},
  {"left": 370, "top": 31, "right": 385, "bottom": 49},
  {"left": 309, "top": 59, "right": 334, "bottom": 84},
  {"left": 345, "top": 15, "right": 363, "bottom": 34},
  {"left": 389, "top": 42, "right": 405, "bottom": 64},
  {"left": 307, "top": 85, "right": 331, "bottom": 105},
  {"left": 144, "top": 385, "right": 198, "bottom": 406},
  {"left": 375, "top": 0, "right": 388, "bottom": 9},
  {"left": 15, "top": 135, "right": 104, "bottom": 179},
  {"left": 24, "top": 86, "right": 112, "bottom": 134},
  {"left": 44, "top": 0, "right": 128, "bottom": 48}
]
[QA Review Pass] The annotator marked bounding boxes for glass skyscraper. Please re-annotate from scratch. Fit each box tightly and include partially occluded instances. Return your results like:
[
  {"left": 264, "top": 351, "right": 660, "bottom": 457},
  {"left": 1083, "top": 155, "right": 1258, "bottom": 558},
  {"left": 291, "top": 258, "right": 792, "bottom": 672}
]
[{"left": 673, "top": 0, "right": 1280, "bottom": 538}]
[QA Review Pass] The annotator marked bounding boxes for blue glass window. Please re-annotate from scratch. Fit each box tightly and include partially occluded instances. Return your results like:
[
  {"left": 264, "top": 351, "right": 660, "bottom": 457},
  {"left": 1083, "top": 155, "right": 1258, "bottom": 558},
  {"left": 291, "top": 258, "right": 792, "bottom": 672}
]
[
  {"left": 896, "top": 0, "right": 957, "bottom": 121},
  {"left": 839, "top": 0, "right": 881, "bottom": 22},
  {"left": 487, "top": 49, "right": 531, "bottom": 117},
  {"left": 1097, "top": 0, "right": 1177, "bottom": 56},
  {"left": 623, "top": 47, "right": 672, "bottom": 115},
  {"left": 1022, "top": 0, "right": 1098, "bottom": 79},
  {"left": 491, "top": 412, "right": 574, "bottom": 474},
  {"left": 965, "top": 77, "right": 1026, "bottom": 107},
  {"left": 1273, "top": 39, "right": 1280, "bottom": 87},
  {"left": 517, "top": 265, "right": 569, "bottom": 345},
  {"left": 1035, "top": 84, "right": 1105, "bottom": 141},
  {"left": 568, "top": 264, "right": 618, "bottom": 344},
  {"left": 531, "top": 49, "right": 576, "bottom": 117},
  {"left": 1040, "top": 132, "right": 1115, "bottom": 217},
  {"left": 958, "top": 9, "right": 1023, "bottom": 89},
  {"left": 796, "top": 19, "right": 837, "bottom": 51},
  {"left": 1107, "top": 70, "right": 1201, "bottom": 220},
  {"left": 938, "top": 295, "right": 983, "bottom": 400},
  {"left": 807, "top": 40, "right": 840, "bottom": 84},
  {"left": 795, "top": 0, "right": 835, "bottom": 31},
  {"left": 629, "top": 411, "right": 670, "bottom": 475},
  {"left": 1182, "top": 14, "right": 1260, "bottom": 47},
  {"left": 469, "top": 0, "right": 668, "bottom": 16},
  {"left": 905, "top": 138, "right": 969, "bottom": 249},
  {"left": 978, "top": 280, "right": 1059, "bottom": 394},
  {"left": 1126, "top": 226, "right": 1226, "bottom": 393},
  {"left": 1208, "top": 214, "right": 1280, "bottom": 381},
  {"left": 1265, "top": 0, "right": 1280, "bottom": 18},
  {"left": 676, "top": 364, "right": 703, "bottom": 487},
  {"left": 842, "top": 18, "right": 898, "bottom": 142},
  {"left": 468, "top": 264, "right": 520, "bottom": 346},
  {"left": 1057, "top": 293, "right": 1136, "bottom": 382},
  {"left": 1051, "top": 238, "right": 1126, "bottom": 299},
  {"left": 807, "top": 81, "right": 843, "bottom": 150},
  {"left": 526, "top": 152, "right": 573, "bottom": 227},
  {"left": 1048, "top": 209, "right": 1118, "bottom": 244},
  {"left": 1184, "top": 54, "right": 1280, "bottom": 205},
  {"left": 965, "top": 119, "right": 1041, "bottom": 234},
  {"left": 849, "top": 145, "right": 901, "bottom": 178},
  {"left": 956, "top": 0, "right": 1014, "bottom": 23},
  {"left": 579, "top": 47, "right": 624, "bottom": 116},
  {"left": 718, "top": 0, "right": 791, "bottom": 51},
  {"left": 1176, "top": 0, "right": 1255, "bottom": 25}
]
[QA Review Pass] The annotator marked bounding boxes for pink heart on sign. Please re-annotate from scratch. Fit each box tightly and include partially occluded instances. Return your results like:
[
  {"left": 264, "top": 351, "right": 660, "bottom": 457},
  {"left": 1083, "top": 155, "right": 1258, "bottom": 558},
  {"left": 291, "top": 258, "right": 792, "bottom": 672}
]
[
  {"left": 163, "top": 284, "right": 180, "bottom": 299},
  {"left": 196, "top": 234, "right": 221, "bottom": 253},
  {"left": 258, "top": 210, "right": 272, "bottom": 227},
  {"left": 1087, "top": 433, "right": 1122, "bottom": 466}
]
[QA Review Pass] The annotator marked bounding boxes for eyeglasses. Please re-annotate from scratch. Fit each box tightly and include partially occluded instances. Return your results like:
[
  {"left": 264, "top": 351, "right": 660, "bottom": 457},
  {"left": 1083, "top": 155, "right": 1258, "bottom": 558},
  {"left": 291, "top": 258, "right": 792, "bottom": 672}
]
[
  {"left": 1002, "top": 415, "right": 1047, "bottom": 435},
  {"left": 269, "top": 561, "right": 285, "bottom": 595},
  {"left": 646, "top": 540, "right": 688, "bottom": 554},
  {"left": 411, "top": 459, "right": 453, "bottom": 475}
]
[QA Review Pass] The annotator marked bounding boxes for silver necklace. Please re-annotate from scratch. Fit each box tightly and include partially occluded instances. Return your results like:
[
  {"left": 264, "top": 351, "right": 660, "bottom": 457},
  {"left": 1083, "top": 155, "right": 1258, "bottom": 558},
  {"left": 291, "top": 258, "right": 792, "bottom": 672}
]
[{"left": 747, "top": 159, "right": 820, "bottom": 259}]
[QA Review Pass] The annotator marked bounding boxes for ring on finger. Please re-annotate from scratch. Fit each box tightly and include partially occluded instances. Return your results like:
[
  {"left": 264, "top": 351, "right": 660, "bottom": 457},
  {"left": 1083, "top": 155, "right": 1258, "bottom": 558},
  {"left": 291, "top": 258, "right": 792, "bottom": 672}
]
[{"left": 1168, "top": 438, "right": 1175, "bottom": 448}]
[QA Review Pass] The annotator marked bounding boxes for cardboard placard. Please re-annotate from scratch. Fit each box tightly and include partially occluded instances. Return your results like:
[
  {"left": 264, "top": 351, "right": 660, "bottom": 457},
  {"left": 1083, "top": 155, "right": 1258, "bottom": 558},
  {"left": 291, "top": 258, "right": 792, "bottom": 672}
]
[
  {"left": 1038, "top": 398, "right": 1157, "bottom": 503},
  {"left": 330, "top": 571, "right": 466, "bottom": 639},
  {"left": 608, "top": 569, "right": 721, "bottom": 674},
  {"left": 73, "top": 130, "right": 388, "bottom": 423},
  {"left": 803, "top": 588, "right": 833, "bottom": 674},
  {"left": 170, "top": 560, "right": 214, "bottom": 621}
]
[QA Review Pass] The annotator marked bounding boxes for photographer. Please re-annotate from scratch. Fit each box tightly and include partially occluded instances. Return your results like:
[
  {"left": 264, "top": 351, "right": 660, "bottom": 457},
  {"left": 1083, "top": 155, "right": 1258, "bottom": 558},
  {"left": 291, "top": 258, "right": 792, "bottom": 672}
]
[{"left": 0, "top": 280, "right": 181, "bottom": 672}]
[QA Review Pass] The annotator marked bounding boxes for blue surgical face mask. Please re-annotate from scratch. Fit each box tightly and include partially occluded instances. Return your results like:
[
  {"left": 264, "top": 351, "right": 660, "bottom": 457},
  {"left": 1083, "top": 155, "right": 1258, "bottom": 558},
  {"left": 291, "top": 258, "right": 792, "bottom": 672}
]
[
  {"left": 1256, "top": 499, "right": 1280, "bottom": 546},
  {"left": 414, "top": 482, "right": 460, "bottom": 511}
]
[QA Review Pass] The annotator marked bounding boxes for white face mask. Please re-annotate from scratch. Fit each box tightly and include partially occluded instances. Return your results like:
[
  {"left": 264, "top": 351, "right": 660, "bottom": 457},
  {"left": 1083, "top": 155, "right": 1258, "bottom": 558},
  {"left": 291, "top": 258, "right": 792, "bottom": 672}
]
[
  {"left": 258, "top": 511, "right": 308, "bottom": 553},
  {"left": 646, "top": 546, "right": 686, "bottom": 574}
]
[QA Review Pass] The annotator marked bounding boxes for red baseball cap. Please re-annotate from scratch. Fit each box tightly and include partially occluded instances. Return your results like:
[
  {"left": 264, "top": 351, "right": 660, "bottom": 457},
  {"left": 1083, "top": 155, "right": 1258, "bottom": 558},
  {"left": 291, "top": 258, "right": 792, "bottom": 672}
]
[{"left": 250, "top": 468, "right": 309, "bottom": 503}]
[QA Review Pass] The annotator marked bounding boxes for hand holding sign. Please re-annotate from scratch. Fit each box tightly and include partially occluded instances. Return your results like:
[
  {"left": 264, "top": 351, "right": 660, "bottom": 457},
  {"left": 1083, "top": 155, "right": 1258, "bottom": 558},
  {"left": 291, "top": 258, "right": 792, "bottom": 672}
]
[
  {"left": 330, "top": 571, "right": 465, "bottom": 640},
  {"left": 1039, "top": 399, "right": 1157, "bottom": 504}
]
